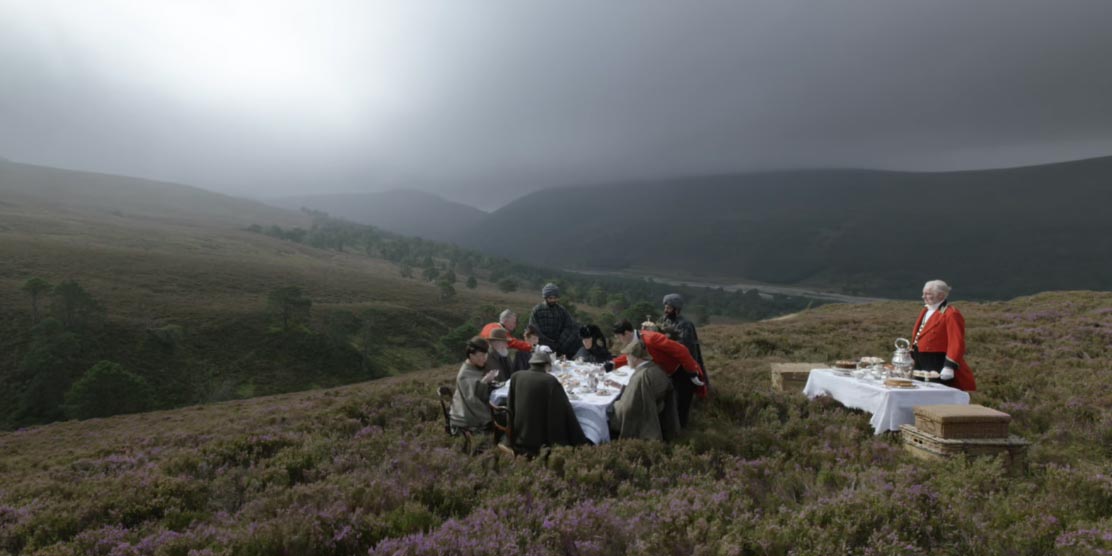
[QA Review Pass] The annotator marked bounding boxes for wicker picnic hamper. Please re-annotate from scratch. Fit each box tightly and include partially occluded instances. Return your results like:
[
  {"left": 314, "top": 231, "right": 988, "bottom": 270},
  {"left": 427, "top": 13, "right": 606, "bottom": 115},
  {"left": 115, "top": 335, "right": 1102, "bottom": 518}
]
[
  {"left": 901, "top": 424, "right": 1028, "bottom": 470},
  {"left": 770, "top": 363, "right": 819, "bottom": 393},
  {"left": 913, "top": 404, "right": 1011, "bottom": 439}
]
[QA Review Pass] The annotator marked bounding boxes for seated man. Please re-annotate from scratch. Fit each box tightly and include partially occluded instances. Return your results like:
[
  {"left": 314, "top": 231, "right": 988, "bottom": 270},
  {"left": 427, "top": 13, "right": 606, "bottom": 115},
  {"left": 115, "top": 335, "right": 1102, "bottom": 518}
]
[
  {"left": 483, "top": 326, "right": 516, "bottom": 382},
  {"left": 512, "top": 324, "right": 541, "bottom": 371},
  {"left": 507, "top": 347, "right": 590, "bottom": 455},
  {"left": 610, "top": 340, "right": 679, "bottom": 441},
  {"left": 449, "top": 337, "right": 500, "bottom": 433}
]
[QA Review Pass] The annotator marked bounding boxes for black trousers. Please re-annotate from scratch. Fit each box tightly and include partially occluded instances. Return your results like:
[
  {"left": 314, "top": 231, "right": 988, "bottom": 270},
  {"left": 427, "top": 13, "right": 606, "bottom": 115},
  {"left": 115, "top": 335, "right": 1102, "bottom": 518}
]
[
  {"left": 912, "top": 349, "right": 956, "bottom": 388},
  {"left": 671, "top": 371, "right": 696, "bottom": 428}
]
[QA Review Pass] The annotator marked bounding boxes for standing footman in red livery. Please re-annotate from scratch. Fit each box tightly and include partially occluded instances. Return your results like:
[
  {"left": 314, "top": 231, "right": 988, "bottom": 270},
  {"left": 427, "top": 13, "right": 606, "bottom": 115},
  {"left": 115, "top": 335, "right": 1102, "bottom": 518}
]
[{"left": 911, "top": 280, "right": 976, "bottom": 391}]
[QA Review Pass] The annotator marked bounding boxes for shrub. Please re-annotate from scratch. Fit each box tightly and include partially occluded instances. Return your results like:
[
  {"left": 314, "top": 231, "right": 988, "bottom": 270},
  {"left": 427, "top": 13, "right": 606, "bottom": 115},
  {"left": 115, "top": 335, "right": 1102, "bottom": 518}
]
[{"left": 64, "top": 361, "right": 154, "bottom": 420}]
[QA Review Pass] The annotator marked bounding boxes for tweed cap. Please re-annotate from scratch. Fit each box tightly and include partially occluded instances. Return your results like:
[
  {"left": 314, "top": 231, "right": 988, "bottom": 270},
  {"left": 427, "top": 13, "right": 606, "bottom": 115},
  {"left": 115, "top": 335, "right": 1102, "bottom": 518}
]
[{"left": 621, "top": 340, "right": 652, "bottom": 361}]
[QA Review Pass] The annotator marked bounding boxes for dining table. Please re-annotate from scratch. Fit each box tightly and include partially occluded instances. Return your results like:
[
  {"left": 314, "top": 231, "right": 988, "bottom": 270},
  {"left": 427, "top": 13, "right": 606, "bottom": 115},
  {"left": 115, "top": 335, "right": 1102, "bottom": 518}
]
[
  {"left": 802, "top": 368, "right": 970, "bottom": 434},
  {"left": 490, "top": 360, "right": 634, "bottom": 445}
]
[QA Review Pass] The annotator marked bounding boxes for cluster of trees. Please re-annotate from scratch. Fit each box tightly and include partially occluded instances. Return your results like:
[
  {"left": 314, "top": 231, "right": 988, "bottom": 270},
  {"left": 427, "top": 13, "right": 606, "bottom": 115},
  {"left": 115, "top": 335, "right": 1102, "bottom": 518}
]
[
  {"left": 8, "top": 278, "right": 152, "bottom": 424},
  {"left": 250, "top": 211, "right": 818, "bottom": 323},
  {"left": 3, "top": 278, "right": 390, "bottom": 429}
]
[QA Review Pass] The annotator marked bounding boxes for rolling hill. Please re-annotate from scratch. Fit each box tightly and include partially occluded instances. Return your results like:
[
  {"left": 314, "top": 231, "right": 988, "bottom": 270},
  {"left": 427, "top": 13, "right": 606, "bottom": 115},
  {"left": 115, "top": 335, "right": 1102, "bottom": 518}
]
[
  {"left": 1, "top": 290, "right": 1108, "bottom": 554},
  {"left": 460, "top": 156, "right": 1112, "bottom": 300},
  {"left": 267, "top": 189, "right": 488, "bottom": 243},
  {"left": 0, "top": 159, "right": 543, "bottom": 429}
]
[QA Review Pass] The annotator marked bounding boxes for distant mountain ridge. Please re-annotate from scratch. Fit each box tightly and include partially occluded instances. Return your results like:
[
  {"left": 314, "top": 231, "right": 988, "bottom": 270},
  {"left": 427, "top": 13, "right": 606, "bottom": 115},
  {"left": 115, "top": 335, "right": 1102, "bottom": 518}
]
[
  {"left": 0, "top": 158, "right": 305, "bottom": 228},
  {"left": 459, "top": 156, "right": 1112, "bottom": 299},
  {"left": 268, "top": 189, "right": 488, "bottom": 242}
]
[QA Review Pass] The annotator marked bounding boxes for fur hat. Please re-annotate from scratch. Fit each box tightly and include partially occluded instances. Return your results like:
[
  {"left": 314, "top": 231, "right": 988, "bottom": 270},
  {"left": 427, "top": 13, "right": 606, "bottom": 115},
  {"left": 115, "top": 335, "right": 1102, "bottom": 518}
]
[
  {"left": 541, "top": 283, "right": 560, "bottom": 298},
  {"left": 621, "top": 340, "right": 652, "bottom": 361},
  {"left": 663, "top": 293, "right": 684, "bottom": 310}
]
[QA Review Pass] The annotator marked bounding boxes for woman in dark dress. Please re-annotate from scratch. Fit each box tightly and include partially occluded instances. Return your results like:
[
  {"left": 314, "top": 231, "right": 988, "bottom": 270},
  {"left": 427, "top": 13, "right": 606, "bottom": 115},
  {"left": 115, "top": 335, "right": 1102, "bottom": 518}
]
[{"left": 573, "top": 324, "right": 612, "bottom": 364}]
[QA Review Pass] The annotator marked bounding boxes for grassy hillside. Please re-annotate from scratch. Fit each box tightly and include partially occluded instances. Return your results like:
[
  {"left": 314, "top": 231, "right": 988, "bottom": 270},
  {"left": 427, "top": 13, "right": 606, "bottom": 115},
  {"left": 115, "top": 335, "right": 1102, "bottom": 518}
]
[
  {"left": 0, "top": 161, "right": 549, "bottom": 429},
  {"left": 1, "top": 159, "right": 811, "bottom": 430},
  {"left": 461, "top": 156, "right": 1112, "bottom": 300},
  {"left": 1, "top": 291, "right": 1108, "bottom": 554}
]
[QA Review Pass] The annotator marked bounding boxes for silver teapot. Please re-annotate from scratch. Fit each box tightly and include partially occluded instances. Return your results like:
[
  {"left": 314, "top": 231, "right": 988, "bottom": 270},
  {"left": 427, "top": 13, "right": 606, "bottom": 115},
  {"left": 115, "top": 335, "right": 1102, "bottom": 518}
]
[{"left": 891, "top": 338, "right": 914, "bottom": 378}]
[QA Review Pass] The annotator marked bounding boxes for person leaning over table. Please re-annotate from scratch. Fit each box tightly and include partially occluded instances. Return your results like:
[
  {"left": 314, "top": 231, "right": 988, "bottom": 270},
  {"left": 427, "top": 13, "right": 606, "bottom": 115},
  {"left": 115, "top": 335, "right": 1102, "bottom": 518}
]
[
  {"left": 507, "top": 346, "right": 590, "bottom": 455},
  {"left": 449, "top": 337, "right": 500, "bottom": 434},
  {"left": 481, "top": 309, "right": 534, "bottom": 353},
  {"left": 608, "top": 319, "right": 707, "bottom": 427},
  {"left": 911, "top": 279, "right": 976, "bottom": 391},
  {"left": 609, "top": 339, "right": 680, "bottom": 441}
]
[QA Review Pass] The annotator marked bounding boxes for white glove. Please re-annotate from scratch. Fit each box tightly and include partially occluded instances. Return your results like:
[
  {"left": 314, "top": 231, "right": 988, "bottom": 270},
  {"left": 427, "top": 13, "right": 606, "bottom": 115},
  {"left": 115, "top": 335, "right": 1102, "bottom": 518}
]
[
  {"left": 690, "top": 375, "right": 705, "bottom": 387},
  {"left": 940, "top": 367, "right": 955, "bottom": 381},
  {"left": 482, "top": 370, "right": 499, "bottom": 384}
]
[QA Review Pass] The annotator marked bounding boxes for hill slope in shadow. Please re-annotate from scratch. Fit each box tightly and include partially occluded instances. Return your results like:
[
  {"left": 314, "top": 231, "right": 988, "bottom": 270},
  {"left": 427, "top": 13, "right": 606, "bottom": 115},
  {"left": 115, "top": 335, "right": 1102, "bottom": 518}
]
[{"left": 461, "top": 156, "right": 1112, "bottom": 299}]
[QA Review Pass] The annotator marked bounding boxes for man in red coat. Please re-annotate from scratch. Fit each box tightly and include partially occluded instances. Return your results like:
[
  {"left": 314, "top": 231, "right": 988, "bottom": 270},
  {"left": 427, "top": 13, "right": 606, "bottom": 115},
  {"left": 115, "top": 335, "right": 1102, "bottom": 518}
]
[
  {"left": 609, "top": 320, "right": 708, "bottom": 401},
  {"left": 911, "top": 280, "right": 976, "bottom": 391},
  {"left": 480, "top": 309, "right": 533, "bottom": 353}
]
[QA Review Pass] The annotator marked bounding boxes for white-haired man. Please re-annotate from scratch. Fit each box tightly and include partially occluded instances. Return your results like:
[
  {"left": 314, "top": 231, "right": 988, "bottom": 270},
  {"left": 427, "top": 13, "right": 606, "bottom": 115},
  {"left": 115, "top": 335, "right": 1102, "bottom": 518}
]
[
  {"left": 481, "top": 309, "right": 533, "bottom": 353},
  {"left": 911, "top": 280, "right": 976, "bottom": 391}
]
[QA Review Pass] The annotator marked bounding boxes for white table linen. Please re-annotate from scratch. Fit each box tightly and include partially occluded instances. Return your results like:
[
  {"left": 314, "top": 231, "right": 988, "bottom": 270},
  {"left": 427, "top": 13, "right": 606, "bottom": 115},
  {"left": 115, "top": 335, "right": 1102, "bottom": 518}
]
[
  {"left": 802, "top": 368, "right": 970, "bottom": 435},
  {"left": 490, "top": 361, "right": 634, "bottom": 445}
]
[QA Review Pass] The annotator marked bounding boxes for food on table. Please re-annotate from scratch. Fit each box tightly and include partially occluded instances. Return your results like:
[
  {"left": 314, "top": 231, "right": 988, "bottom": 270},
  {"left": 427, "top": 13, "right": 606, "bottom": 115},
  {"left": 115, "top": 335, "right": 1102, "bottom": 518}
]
[{"left": 883, "top": 377, "right": 915, "bottom": 388}]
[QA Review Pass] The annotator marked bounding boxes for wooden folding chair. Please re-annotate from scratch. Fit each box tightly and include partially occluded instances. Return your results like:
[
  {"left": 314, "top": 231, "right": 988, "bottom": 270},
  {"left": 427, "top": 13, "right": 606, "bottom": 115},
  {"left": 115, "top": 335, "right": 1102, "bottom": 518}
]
[
  {"left": 489, "top": 401, "right": 515, "bottom": 456},
  {"left": 437, "top": 386, "right": 474, "bottom": 455}
]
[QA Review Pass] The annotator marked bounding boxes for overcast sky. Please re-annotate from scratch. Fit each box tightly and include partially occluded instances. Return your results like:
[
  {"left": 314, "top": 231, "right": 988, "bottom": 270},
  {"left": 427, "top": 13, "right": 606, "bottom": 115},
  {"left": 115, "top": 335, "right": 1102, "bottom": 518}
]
[{"left": 2, "top": 0, "right": 1111, "bottom": 209}]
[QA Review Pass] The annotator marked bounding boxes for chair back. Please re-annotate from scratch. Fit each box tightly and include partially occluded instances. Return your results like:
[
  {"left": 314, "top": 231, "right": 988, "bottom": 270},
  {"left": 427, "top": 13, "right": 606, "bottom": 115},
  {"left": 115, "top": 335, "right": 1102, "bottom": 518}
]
[
  {"left": 489, "top": 401, "right": 512, "bottom": 445},
  {"left": 437, "top": 386, "right": 454, "bottom": 434},
  {"left": 437, "top": 385, "right": 475, "bottom": 454}
]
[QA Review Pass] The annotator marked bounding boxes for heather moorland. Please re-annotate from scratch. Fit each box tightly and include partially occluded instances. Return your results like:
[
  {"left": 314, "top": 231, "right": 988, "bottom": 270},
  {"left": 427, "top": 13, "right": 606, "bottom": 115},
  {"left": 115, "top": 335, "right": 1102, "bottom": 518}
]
[{"left": 2, "top": 291, "right": 1109, "bottom": 555}]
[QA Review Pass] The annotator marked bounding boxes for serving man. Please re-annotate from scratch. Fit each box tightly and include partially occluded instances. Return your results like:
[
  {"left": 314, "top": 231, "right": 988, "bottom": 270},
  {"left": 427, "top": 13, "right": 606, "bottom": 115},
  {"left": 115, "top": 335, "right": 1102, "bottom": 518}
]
[
  {"left": 528, "top": 283, "right": 580, "bottom": 357},
  {"left": 911, "top": 280, "right": 976, "bottom": 391},
  {"left": 609, "top": 319, "right": 707, "bottom": 427},
  {"left": 481, "top": 309, "right": 533, "bottom": 353},
  {"left": 661, "top": 293, "right": 708, "bottom": 419}
]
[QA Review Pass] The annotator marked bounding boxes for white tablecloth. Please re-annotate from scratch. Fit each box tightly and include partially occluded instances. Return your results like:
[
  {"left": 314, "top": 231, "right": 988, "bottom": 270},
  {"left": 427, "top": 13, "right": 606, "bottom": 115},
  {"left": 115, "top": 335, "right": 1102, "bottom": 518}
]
[
  {"left": 490, "top": 362, "right": 634, "bottom": 445},
  {"left": 802, "top": 369, "right": 970, "bottom": 435}
]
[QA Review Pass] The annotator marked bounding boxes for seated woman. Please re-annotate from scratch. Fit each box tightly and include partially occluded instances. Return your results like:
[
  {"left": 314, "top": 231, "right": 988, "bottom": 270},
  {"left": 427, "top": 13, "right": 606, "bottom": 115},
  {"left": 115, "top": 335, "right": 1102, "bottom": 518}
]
[
  {"left": 507, "top": 347, "right": 590, "bottom": 455},
  {"left": 610, "top": 340, "right": 679, "bottom": 441},
  {"left": 574, "top": 324, "right": 612, "bottom": 364},
  {"left": 449, "top": 337, "right": 500, "bottom": 434}
]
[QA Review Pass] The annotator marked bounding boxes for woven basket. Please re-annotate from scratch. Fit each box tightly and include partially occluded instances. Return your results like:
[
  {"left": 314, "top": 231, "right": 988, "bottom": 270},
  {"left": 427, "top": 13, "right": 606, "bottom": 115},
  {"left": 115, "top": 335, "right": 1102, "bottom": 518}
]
[
  {"left": 901, "top": 424, "right": 1028, "bottom": 470},
  {"left": 914, "top": 404, "right": 1011, "bottom": 439},
  {"left": 770, "top": 363, "right": 820, "bottom": 393}
]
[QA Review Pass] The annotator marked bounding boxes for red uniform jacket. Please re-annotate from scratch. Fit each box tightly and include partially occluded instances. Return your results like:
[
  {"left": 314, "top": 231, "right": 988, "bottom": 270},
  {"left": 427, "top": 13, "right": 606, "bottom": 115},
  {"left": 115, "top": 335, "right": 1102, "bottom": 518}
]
[
  {"left": 912, "top": 305, "right": 976, "bottom": 392},
  {"left": 612, "top": 330, "right": 707, "bottom": 398},
  {"left": 481, "top": 322, "right": 533, "bottom": 353}
]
